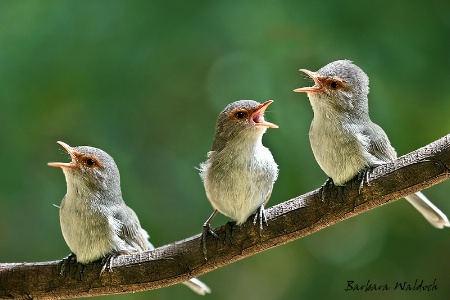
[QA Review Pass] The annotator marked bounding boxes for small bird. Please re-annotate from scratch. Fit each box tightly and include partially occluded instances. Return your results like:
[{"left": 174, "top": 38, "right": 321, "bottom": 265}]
[
  {"left": 294, "top": 60, "right": 450, "bottom": 229},
  {"left": 48, "top": 141, "right": 211, "bottom": 295},
  {"left": 199, "top": 100, "right": 279, "bottom": 239}
]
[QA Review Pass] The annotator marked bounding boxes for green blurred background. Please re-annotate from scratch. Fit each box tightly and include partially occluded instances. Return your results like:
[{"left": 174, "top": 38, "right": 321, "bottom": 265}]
[{"left": 1, "top": 1, "right": 450, "bottom": 299}]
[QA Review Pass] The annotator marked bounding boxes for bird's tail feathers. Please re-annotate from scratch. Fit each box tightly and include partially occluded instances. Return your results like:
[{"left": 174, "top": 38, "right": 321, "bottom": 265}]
[
  {"left": 182, "top": 278, "right": 211, "bottom": 295},
  {"left": 405, "top": 192, "right": 450, "bottom": 229}
]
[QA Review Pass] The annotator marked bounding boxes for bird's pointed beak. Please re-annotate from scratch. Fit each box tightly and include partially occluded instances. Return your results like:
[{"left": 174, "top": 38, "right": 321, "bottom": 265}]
[
  {"left": 48, "top": 141, "right": 77, "bottom": 169},
  {"left": 293, "top": 69, "right": 323, "bottom": 93},
  {"left": 251, "top": 100, "right": 278, "bottom": 128}
]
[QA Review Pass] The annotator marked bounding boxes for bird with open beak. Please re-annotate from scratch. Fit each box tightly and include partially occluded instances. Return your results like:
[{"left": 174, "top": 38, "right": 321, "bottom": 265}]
[
  {"left": 294, "top": 59, "right": 449, "bottom": 229},
  {"left": 49, "top": 141, "right": 211, "bottom": 295},
  {"left": 199, "top": 100, "right": 279, "bottom": 255}
]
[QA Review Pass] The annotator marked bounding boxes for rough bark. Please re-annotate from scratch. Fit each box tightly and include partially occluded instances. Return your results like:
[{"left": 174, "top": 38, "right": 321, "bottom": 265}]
[{"left": 1, "top": 134, "right": 450, "bottom": 299}]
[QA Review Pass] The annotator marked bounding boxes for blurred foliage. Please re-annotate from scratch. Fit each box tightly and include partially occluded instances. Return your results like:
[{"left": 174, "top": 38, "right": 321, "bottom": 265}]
[{"left": 1, "top": 1, "right": 450, "bottom": 299}]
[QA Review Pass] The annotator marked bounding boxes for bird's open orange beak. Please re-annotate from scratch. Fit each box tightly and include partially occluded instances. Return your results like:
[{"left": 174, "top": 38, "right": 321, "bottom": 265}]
[
  {"left": 293, "top": 69, "right": 323, "bottom": 93},
  {"left": 48, "top": 141, "right": 77, "bottom": 169},
  {"left": 251, "top": 100, "right": 278, "bottom": 128}
]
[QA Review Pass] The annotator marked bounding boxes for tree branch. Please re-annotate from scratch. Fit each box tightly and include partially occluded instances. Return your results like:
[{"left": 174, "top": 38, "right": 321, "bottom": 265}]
[{"left": 1, "top": 134, "right": 450, "bottom": 299}]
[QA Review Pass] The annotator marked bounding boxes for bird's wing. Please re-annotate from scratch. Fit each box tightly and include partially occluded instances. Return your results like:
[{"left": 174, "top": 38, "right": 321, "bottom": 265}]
[
  {"left": 364, "top": 123, "right": 397, "bottom": 164},
  {"left": 115, "top": 206, "right": 154, "bottom": 252}
]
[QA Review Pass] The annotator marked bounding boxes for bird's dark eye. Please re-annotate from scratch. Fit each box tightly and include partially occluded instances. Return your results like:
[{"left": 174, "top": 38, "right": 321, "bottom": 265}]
[
  {"left": 234, "top": 111, "right": 247, "bottom": 119},
  {"left": 86, "top": 158, "right": 96, "bottom": 166},
  {"left": 330, "top": 81, "right": 340, "bottom": 89}
]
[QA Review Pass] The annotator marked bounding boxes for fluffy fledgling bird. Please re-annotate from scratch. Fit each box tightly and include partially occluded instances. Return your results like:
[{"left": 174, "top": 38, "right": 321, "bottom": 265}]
[
  {"left": 199, "top": 100, "right": 279, "bottom": 235},
  {"left": 49, "top": 141, "right": 211, "bottom": 295},
  {"left": 294, "top": 59, "right": 449, "bottom": 229}
]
